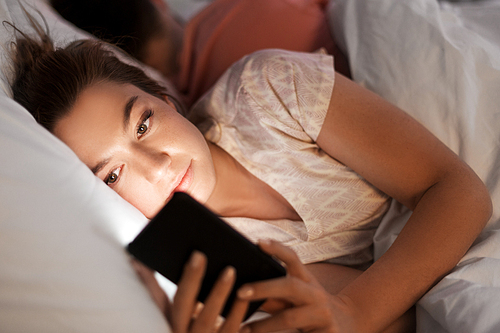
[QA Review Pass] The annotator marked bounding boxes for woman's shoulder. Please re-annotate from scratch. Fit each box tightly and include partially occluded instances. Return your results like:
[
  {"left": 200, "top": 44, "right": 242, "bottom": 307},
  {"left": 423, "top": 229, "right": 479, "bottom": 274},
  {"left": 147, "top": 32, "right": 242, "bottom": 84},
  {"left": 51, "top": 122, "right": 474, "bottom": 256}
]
[
  {"left": 199, "top": 49, "right": 334, "bottom": 111},
  {"left": 236, "top": 49, "right": 335, "bottom": 117},
  {"left": 236, "top": 48, "right": 331, "bottom": 69},
  {"left": 194, "top": 49, "right": 335, "bottom": 142},
  {"left": 233, "top": 49, "right": 334, "bottom": 88}
]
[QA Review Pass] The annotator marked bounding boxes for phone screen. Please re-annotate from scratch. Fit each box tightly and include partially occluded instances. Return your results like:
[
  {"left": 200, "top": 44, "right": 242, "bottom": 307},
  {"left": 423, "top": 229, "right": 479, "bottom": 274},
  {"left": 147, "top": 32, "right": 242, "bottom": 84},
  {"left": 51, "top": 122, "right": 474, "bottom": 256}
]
[{"left": 127, "top": 192, "right": 286, "bottom": 319}]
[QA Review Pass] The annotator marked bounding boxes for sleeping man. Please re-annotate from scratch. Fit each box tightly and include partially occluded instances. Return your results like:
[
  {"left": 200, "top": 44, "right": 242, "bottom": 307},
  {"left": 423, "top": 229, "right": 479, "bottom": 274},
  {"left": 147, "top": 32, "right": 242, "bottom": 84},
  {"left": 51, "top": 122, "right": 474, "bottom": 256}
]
[{"left": 50, "top": 0, "right": 351, "bottom": 107}]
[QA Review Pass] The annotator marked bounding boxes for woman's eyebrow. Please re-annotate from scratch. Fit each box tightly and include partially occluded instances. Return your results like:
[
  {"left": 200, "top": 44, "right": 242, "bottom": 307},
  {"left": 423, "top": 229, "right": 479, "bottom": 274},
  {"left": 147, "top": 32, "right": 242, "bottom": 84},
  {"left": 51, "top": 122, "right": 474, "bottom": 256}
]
[
  {"left": 91, "top": 158, "right": 110, "bottom": 175},
  {"left": 123, "top": 95, "right": 139, "bottom": 131},
  {"left": 90, "top": 95, "right": 138, "bottom": 176}
]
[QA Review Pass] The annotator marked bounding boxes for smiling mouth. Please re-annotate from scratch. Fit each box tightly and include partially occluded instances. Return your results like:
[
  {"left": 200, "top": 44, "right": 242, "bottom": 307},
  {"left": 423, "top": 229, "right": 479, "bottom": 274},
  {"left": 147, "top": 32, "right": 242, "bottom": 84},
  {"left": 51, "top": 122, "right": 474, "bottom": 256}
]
[{"left": 173, "top": 162, "right": 193, "bottom": 194}]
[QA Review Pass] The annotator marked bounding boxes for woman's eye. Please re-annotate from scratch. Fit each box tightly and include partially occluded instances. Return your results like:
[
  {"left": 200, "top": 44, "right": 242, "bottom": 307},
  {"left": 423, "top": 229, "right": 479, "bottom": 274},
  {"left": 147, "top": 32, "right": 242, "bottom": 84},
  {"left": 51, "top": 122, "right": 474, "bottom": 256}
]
[
  {"left": 138, "top": 119, "right": 149, "bottom": 135},
  {"left": 105, "top": 167, "right": 121, "bottom": 185},
  {"left": 137, "top": 110, "right": 153, "bottom": 137}
]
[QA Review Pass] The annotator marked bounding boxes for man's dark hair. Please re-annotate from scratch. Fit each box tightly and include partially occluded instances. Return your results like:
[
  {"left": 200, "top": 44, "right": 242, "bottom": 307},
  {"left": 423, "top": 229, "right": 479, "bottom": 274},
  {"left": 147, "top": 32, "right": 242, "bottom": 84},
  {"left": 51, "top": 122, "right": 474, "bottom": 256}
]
[{"left": 50, "top": 0, "right": 163, "bottom": 61}]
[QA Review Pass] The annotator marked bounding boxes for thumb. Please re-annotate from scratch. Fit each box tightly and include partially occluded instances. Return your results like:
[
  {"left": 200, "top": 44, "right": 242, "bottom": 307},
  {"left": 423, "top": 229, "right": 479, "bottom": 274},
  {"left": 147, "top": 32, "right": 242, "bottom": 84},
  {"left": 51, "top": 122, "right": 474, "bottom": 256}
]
[{"left": 131, "top": 259, "right": 172, "bottom": 319}]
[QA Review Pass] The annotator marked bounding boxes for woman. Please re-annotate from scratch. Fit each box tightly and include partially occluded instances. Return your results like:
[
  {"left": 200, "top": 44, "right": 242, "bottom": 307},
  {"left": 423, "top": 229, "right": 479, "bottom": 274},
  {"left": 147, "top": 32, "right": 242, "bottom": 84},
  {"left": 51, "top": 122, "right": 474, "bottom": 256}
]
[{"left": 8, "top": 18, "right": 491, "bottom": 333}]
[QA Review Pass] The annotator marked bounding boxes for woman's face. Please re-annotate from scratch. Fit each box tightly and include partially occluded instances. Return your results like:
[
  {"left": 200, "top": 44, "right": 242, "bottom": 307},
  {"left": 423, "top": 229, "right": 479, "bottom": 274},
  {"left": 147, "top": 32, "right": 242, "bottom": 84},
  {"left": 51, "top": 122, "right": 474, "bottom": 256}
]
[{"left": 53, "top": 81, "right": 216, "bottom": 218}]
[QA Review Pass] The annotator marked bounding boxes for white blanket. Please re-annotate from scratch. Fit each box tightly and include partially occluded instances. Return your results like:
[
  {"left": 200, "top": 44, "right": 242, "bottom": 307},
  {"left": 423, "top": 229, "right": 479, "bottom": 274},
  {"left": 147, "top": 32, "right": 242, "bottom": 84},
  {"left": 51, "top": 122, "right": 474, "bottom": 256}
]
[{"left": 329, "top": 0, "right": 500, "bottom": 332}]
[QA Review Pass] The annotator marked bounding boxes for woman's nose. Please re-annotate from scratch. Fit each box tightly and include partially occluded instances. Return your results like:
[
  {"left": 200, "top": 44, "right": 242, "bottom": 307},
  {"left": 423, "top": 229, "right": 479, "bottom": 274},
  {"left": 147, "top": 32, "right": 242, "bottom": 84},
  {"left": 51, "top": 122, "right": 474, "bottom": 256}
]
[{"left": 133, "top": 147, "right": 170, "bottom": 184}]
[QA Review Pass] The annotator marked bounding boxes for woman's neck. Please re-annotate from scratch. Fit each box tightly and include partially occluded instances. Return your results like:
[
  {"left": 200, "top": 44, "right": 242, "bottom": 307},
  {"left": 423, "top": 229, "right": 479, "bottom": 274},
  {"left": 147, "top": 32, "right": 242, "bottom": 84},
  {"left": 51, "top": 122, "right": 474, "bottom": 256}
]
[
  {"left": 204, "top": 143, "right": 253, "bottom": 216},
  {"left": 204, "top": 142, "right": 302, "bottom": 221}
]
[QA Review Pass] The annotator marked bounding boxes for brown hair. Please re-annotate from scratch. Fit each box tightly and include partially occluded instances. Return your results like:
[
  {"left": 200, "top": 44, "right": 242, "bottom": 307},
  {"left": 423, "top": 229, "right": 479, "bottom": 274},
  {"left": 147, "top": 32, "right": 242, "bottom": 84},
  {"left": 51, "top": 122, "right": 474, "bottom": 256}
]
[{"left": 7, "top": 13, "right": 179, "bottom": 132}]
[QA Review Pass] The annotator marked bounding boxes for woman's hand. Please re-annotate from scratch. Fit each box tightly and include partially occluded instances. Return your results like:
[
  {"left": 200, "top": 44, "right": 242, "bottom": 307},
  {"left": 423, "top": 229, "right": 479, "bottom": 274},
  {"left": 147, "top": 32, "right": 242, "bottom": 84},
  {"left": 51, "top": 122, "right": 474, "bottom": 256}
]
[
  {"left": 237, "top": 240, "right": 358, "bottom": 333},
  {"left": 132, "top": 251, "right": 249, "bottom": 333}
]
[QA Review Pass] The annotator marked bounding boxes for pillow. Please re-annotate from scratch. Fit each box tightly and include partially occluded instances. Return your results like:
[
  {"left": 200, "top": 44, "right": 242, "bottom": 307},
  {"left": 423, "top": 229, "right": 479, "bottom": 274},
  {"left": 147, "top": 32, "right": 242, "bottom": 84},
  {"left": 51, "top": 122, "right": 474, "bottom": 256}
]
[
  {"left": 165, "top": 0, "right": 213, "bottom": 21},
  {"left": 0, "top": 0, "right": 174, "bottom": 331}
]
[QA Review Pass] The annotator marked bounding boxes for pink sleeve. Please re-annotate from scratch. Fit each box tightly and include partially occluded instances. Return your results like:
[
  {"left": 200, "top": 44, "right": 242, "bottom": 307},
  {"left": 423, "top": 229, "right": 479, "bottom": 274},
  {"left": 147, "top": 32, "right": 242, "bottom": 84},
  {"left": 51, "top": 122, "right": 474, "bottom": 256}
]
[{"left": 178, "top": 0, "right": 335, "bottom": 107}]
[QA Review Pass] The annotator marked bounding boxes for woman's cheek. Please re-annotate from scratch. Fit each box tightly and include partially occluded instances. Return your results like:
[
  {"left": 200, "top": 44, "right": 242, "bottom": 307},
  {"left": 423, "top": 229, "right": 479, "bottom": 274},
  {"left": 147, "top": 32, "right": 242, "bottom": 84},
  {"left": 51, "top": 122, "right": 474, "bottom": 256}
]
[{"left": 118, "top": 183, "right": 162, "bottom": 219}]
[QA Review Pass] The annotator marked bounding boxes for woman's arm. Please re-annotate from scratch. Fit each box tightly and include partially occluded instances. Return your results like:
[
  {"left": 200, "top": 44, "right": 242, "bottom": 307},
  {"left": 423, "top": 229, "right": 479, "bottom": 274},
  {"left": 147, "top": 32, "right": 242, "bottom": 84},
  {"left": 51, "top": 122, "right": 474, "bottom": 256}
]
[
  {"left": 238, "top": 72, "right": 491, "bottom": 333},
  {"left": 314, "top": 73, "right": 492, "bottom": 332},
  {"left": 239, "top": 241, "right": 415, "bottom": 333},
  {"left": 305, "top": 262, "right": 416, "bottom": 333}
]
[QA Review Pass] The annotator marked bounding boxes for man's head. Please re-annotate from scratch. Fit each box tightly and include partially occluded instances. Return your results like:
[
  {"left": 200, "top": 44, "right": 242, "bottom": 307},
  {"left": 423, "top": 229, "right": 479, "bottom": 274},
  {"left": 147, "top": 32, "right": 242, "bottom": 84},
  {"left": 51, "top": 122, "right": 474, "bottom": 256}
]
[{"left": 50, "top": 0, "right": 164, "bottom": 62}]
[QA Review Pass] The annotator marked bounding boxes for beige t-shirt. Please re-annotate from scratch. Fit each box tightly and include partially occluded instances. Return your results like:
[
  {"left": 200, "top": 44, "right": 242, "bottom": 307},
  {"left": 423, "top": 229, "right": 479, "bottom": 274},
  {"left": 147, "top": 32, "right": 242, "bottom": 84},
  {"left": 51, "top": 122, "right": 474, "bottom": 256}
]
[{"left": 192, "top": 49, "right": 390, "bottom": 266}]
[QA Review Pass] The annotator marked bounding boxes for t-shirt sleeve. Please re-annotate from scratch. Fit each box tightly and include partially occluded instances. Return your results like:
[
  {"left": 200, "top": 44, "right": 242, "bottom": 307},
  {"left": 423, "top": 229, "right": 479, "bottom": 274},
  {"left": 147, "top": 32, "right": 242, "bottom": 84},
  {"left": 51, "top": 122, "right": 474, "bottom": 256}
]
[{"left": 237, "top": 49, "right": 335, "bottom": 142}]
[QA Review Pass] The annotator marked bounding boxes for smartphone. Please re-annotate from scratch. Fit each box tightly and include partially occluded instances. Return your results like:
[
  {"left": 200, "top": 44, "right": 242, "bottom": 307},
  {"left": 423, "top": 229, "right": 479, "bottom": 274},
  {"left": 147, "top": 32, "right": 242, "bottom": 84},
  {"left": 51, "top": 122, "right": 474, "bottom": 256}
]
[{"left": 127, "top": 192, "right": 286, "bottom": 319}]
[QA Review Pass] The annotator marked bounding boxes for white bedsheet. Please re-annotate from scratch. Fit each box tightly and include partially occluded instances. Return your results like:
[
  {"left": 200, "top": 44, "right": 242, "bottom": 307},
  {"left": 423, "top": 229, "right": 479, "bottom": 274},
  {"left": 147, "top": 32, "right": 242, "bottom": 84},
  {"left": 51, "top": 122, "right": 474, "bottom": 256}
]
[{"left": 329, "top": 0, "right": 500, "bottom": 332}]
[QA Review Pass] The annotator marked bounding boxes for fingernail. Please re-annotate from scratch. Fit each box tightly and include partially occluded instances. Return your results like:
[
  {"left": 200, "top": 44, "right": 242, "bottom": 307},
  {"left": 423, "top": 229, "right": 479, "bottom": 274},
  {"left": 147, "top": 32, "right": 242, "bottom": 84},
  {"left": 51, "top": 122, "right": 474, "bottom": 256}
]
[
  {"left": 222, "top": 266, "right": 235, "bottom": 281},
  {"left": 190, "top": 251, "right": 204, "bottom": 268},
  {"left": 238, "top": 286, "right": 254, "bottom": 298},
  {"left": 240, "top": 326, "right": 251, "bottom": 333}
]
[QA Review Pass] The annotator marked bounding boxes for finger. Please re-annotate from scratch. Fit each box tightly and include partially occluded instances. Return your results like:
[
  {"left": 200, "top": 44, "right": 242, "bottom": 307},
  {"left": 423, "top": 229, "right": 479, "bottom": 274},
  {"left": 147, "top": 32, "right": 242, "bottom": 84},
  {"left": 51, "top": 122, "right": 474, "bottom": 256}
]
[
  {"left": 172, "top": 251, "right": 207, "bottom": 333},
  {"left": 219, "top": 298, "right": 249, "bottom": 333},
  {"left": 191, "top": 266, "right": 236, "bottom": 333},
  {"left": 131, "top": 259, "right": 171, "bottom": 316},
  {"left": 242, "top": 305, "right": 331, "bottom": 333},
  {"left": 258, "top": 240, "right": 312, "bottom": 282},
  {"left": 238, "top": 276, "right": 316, "bottom": 306},
  {"left": 258, "top": 298, "right": 292, "bottom": 314}
]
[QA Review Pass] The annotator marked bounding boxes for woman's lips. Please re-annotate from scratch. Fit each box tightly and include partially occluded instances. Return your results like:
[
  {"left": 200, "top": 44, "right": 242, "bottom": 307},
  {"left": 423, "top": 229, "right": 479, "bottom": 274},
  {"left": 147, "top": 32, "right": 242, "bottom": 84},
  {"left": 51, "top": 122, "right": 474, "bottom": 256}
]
[{"left": 174, "top": 162, "right": 193, "bottom": 193}]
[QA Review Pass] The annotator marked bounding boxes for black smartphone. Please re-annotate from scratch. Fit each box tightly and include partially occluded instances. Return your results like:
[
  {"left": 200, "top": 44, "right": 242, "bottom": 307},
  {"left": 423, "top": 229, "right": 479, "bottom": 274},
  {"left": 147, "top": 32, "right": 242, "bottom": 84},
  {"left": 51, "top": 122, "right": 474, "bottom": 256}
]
[{"left": 127, "top": 192, "right": 286, "bottom": 319}]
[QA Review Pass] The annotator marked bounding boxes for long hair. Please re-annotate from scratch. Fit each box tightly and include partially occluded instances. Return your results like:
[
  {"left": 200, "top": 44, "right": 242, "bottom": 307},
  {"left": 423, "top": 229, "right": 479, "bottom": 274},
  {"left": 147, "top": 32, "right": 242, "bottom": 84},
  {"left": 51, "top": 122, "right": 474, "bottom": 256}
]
[{"left": 7, "top": 11, "right": 177, "bottom": 132}]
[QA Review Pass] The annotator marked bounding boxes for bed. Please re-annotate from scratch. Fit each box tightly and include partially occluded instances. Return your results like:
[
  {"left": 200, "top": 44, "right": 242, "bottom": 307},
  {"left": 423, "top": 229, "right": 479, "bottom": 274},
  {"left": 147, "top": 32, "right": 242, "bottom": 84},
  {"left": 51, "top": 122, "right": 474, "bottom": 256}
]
[
  {"left": 0, "top": 0, "right": 499, "bottom": 332},
  {"left": 328, "top": 1, "right": 500, "bottom": 332}
]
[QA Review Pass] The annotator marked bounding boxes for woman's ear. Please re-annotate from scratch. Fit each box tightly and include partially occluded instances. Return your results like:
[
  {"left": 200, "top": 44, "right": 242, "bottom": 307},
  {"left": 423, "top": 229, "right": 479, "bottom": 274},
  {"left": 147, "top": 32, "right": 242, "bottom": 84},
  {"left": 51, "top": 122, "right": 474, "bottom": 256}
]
[
  {"left": 162, "top": 93, "right": 187, "bottom": 117},
  {"left": 162, "top": 94, "right": 177, "bottom": 110}
]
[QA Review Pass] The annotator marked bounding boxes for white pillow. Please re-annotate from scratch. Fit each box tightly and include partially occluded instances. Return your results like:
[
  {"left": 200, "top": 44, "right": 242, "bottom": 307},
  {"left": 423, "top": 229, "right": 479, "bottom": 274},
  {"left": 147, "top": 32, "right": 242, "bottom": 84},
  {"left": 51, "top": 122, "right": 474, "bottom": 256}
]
[
  {"left": 0, "top": 0, "right": 173, "bottom": 331},
  {"left": 165, "top": 0, "right": 213, "bottom": 21}
]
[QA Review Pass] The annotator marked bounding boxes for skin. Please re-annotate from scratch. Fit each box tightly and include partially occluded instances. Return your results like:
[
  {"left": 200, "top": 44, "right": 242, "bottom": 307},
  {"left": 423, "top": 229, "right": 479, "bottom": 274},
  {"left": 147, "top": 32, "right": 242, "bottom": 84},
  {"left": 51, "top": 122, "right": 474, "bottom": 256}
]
[
  {"left": 54, "top": 82, "right": 216, "bottom": 218},
  {"left": 132, "top": 252, "right": 250, "bottom": 333},
  {"left": 53, "top": 81, "right": 301, "bottom": 221},
  {"left": 53, "top": 70, "right": 492, "bottom": 332},
  {"left": 142, "top": 0, "right": 184, "bottom": 79},
  {"left": 238, "top": 75, "right": 492, "bottom": 332}
]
